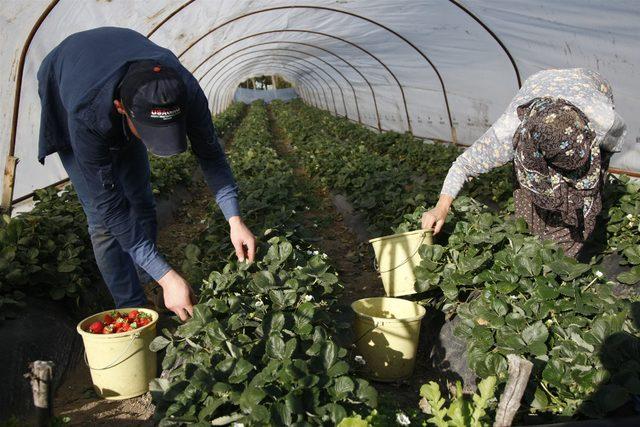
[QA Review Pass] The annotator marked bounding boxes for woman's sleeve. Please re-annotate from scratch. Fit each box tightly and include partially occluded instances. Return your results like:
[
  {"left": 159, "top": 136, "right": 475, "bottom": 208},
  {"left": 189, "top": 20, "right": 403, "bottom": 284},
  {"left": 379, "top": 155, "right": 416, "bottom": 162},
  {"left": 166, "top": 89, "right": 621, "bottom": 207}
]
[{"left": 440, "top": 112, "right": 517, "bottom": 198}]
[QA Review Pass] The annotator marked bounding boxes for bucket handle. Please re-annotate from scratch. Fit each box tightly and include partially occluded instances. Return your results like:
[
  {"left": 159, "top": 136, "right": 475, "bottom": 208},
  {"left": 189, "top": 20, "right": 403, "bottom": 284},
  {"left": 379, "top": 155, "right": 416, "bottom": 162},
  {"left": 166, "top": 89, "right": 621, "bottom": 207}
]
[
  {"left": 84, "top": 332, "right": 140, "bottom": 371},
  {"left": 373, "top": 231, "right": 427, "bottom": 274}
]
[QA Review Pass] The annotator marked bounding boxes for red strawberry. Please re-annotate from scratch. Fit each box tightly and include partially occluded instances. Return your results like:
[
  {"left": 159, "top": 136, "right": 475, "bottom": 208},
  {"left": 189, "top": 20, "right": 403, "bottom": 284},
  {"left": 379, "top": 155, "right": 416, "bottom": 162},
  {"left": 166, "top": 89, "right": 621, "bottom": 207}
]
[
  {"left": 89, "top": 321, "right": 104, "bottom": 334},
  {"left": 103, "top": 314, "right": 114, "bottom": 325},
  {"left": 127, "top": 310, "right": 139, "bottom": 321}
]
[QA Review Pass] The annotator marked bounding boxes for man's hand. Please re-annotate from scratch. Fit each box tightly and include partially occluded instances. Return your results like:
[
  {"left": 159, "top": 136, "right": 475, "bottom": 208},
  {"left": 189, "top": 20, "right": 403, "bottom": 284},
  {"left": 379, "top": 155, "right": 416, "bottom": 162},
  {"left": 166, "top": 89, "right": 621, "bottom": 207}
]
[
  {"left": 421, "top": 194, "right": 454, "bottom": 235},
  {"left": 229, "top": 216, "right": 256, "bottom": 263},
  {"left": 158, "top": 269, "right": 196, "bottom": 321}
]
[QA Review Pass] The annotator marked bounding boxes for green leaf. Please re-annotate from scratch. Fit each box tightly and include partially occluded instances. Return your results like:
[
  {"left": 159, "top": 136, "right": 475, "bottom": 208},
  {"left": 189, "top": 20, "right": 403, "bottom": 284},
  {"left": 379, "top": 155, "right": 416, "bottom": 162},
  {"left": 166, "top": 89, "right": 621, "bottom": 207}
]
[
  {"left": 211, "top": 413, "right": 244, "bottom": 426},
  {"left": 617, "top": 266, "right": 640, "bottom": 285},
  {"left": 271, "top": 402, "right": 292, "bottom": 426},
  {"left": 239, "top": 386, "right": 266, "bottom": 412},
  {"left": 192, "top": 304, "right": 213, "bottom": 324},
  {"left": 321, "top": 341, "right": 339, "bottom": 370},
  {"left": 229, "top": 358, "right": 254, "bottom": 384},
  {"left": 355, "top": 379, "right": 378, "bottom": 407},
  {"left": 327, "top": 360, "right": 350, "bottom": 377},
  {"left": 149, "top": 336, "right": 171, "bottom": 352},
  {"left": 57, "top": 262, "right": 76, "bottom": 273},
  {"left": 295, "top": 302, "right": 315, "bottom": 327},
  {"left": 270, "top": 312, "right": 285, "bottom": 332},
  {"left": 337, "top": 416, "right": 369, "bottom": 427},
  {"left": 185, "top": 244, "right": 201, "bottom": 261},
  {"left": 49, "top": 286, "right": 66, "bottom": 300},
  {"left": 522, "top": 321, "right": 549, "bottom": 348},
  {"left": 471, "top": 326, "right": 494, "bottom": 351},
  {"left": 269, "top": 289, "right": 297, "bottom": 309},
  {"left": 254, "top": 270, "right": 276, "bottom": 288},
  {"left": 284, "top": 338, "right": 297, "bottom": 359},
  {"left": 333, "top": 376, "right": 355, "bottom": 398},
  {"left": 266, "top": 335, "right": 286, "bottom": 360},
  {"left": 204, "top": 320, "right": 227, "bottom": 341},
  {"left": 324, "top": 403, "right": 347, "bottom": 424}
]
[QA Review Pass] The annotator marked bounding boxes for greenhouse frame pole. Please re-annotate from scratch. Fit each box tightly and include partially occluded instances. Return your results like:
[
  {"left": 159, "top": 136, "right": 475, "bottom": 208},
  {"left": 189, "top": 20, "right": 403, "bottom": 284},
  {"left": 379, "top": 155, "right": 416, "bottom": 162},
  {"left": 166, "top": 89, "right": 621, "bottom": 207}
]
[{"left": 2, "top": 0, "right": 59, "bottom": 213}]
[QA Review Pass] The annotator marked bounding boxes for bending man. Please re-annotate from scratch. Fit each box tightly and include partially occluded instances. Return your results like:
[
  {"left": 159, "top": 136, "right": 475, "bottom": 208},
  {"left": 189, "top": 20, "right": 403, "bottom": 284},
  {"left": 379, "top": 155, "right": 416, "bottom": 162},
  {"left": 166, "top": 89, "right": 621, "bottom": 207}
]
[{"left": 37, "top": 27, "right": 256, "bottom": 320}]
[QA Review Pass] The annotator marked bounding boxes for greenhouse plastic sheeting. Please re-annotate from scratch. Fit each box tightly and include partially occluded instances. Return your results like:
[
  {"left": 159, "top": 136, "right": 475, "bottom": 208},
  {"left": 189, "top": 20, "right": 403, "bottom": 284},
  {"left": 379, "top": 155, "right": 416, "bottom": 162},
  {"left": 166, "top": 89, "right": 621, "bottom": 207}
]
[
  {"left": 1, "top": 0, "right": 639, "bottom": 202},
  {"left": 234, "top": 87, "right": 299, "bottom": 104}
]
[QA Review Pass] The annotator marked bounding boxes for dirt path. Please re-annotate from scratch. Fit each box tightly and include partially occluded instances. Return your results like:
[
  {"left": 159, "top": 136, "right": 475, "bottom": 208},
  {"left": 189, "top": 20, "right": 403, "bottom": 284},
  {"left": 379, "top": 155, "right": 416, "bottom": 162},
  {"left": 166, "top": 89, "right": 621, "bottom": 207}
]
[
  {"left": 52, "top": 180, "right": 214, "bottom": 426},
  {"left": 266, "top": 106, "right": 384, "bottom": 305}
]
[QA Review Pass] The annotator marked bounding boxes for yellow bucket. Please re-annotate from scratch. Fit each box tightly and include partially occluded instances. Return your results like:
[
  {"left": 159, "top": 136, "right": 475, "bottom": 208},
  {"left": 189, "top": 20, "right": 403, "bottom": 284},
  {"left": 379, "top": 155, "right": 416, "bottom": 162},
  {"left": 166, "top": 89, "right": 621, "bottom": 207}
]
[
  {"left": 76, "top": 308, "right": 158, "bottom": 400},
  {"left": 369, "top": 229, "right": 433, "bottom": 296},
  {"left": 352, "top": 297, "right": 426, "bottom": 381}
]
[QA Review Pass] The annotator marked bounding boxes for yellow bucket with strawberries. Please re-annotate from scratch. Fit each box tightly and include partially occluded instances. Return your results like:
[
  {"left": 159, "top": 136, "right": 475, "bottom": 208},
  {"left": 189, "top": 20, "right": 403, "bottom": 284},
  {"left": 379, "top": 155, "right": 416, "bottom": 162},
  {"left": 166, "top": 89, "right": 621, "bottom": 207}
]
[{"left": 76, "top": 308, "right": 158, "bottom": 400}]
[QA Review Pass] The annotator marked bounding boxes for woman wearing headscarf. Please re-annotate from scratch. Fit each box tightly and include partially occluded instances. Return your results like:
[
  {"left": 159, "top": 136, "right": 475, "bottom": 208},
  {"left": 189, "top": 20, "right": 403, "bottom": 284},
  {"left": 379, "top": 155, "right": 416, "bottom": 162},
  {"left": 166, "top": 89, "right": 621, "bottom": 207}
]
[{"left": 422, "top": 69, "right": 627, "bottom": 257}]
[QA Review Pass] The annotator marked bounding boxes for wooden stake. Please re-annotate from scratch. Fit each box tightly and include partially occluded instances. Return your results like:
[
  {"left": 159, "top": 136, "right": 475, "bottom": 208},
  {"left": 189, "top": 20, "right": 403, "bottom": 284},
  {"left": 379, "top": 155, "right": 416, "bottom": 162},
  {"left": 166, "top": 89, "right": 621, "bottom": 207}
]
[
  {"left": 1, "top": 155, "right": 18, "bottom": 214},
  {"left": 25, "top": 361, "right": 54, "bottom": 427},
  {"left": 494, "top": 354, "right": 533, "bottom": 427}
]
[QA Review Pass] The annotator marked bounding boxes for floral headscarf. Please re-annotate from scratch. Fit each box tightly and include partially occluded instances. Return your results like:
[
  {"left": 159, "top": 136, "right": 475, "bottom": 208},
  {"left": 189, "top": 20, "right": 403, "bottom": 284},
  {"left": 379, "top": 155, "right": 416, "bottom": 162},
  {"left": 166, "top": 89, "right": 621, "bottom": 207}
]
[{"left": 513, "top": 97, "right": 602, "bottom": 240}]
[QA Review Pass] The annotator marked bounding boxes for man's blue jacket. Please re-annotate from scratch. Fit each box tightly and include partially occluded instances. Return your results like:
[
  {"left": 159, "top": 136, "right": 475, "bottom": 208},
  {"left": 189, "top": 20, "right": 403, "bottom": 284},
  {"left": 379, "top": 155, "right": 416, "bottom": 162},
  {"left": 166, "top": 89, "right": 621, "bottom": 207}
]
[{"left": 37, "top": 27, "right": 239, "bottom": 280}]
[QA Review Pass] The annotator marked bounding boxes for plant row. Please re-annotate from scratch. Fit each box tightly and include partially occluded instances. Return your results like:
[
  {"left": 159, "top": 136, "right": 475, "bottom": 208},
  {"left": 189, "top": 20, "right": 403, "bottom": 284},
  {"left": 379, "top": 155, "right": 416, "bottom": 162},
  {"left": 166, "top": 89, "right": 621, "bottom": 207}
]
[
  {"left": 391, "top": 197, "right": 639, "bottom": 420},
  {"left": 150, "top": 101, "right": 377, "bottom": 426}
]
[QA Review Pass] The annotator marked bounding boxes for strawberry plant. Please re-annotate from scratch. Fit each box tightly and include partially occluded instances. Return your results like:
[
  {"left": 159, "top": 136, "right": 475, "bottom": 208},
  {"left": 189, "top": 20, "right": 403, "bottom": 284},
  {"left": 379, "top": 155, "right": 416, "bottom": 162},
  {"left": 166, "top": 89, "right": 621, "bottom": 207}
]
[
  {"left": 408, "top": 197, "right": 640, "bottom": 420},
  {"left": 212, "top": 102, "right": 247, "bottom": 140},
  {"left": 0, "top": 187, "right": 99, "bottom": 319},
  {"left": 602, "top": 174, "right": 640, "bottom": 284},
  {"left": 151, "top": 234, "right": 377, "bottom": 425},
  {"left": 149, "top": 152, "right": 197, "bottom": 196}
]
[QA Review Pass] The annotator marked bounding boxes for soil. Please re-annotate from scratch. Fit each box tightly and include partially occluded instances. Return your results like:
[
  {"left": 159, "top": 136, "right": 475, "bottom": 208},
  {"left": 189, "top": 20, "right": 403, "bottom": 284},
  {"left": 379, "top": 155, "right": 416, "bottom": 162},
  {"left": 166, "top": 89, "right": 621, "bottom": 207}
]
[{"left": 265, "top": 106, "right": 383, "bottom": 305}]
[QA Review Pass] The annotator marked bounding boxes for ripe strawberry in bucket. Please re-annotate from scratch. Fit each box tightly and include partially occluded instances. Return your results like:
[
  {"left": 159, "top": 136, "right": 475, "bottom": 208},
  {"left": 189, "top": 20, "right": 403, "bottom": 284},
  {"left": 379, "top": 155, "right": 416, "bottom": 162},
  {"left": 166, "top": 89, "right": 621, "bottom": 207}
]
[{"left": 86, "top": 310, "right": 152, "bottom": 334}]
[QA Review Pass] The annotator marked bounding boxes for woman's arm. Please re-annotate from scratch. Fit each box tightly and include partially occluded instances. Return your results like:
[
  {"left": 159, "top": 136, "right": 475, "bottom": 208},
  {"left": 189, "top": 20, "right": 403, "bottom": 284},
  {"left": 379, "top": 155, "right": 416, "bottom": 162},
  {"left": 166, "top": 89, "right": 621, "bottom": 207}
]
[{"left": 423, "top": 112, "right": 517, "bottom": 233}]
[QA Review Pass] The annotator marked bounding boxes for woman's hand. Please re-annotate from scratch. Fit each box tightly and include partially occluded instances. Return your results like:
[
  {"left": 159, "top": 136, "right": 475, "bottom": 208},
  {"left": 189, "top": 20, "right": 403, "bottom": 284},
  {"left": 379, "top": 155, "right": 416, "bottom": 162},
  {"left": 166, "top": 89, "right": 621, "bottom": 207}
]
[
  {"left": 158, "top": 269, "right": 196, "bottom": 321},
  {"left": 229, "top": 216, "right": 256, "bottom": 263},
  {"left": 421, "top": 194, "right": 453, "bottom": 235}
]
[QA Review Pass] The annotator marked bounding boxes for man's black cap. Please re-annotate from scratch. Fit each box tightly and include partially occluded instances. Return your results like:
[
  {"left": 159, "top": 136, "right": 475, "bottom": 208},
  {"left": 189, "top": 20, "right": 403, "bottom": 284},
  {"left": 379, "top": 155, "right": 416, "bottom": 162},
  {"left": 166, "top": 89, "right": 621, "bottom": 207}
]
[{"left": 119, "top": 60, "right": 188, "bottom": 157}]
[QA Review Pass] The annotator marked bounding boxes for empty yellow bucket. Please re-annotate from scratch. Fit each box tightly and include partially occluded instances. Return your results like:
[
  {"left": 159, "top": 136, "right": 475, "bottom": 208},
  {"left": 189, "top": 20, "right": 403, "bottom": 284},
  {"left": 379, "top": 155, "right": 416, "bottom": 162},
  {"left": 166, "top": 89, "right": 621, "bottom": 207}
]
[
  {"left": 76, "top": 308, "right": 158, "bottom": 400},
  {"left": 352, "top": 297, "right": 426, "bottom": 381},
  {"left": 369, "top": 229, "right": 433, "bottom": 296}
]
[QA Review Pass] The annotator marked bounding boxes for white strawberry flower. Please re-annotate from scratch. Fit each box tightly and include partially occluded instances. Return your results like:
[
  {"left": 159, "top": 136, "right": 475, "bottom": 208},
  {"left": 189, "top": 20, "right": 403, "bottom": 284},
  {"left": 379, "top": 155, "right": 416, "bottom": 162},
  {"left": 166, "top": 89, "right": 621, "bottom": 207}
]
[
  {"left": 255, "top": 300, "right": 264, "bottom": 308},
  {"left": 396, "top": 412, "right": 411, "bottom": 426},
  {"left": 595, "top": 270, "right": 604, "bottom": 278},
  {"left": 304, "top": 295, "right": 314, "bottom": 302},
  {"left": 354, "top": 355, "right": 366, "bottom": 365}
]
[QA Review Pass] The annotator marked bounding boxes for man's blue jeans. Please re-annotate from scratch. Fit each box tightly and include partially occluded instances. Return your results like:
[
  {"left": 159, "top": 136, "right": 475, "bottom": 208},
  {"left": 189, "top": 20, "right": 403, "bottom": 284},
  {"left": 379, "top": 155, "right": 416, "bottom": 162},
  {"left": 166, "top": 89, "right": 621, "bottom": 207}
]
[{"left": 58, "top": 141, "right": 155, "bottom": 308}]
